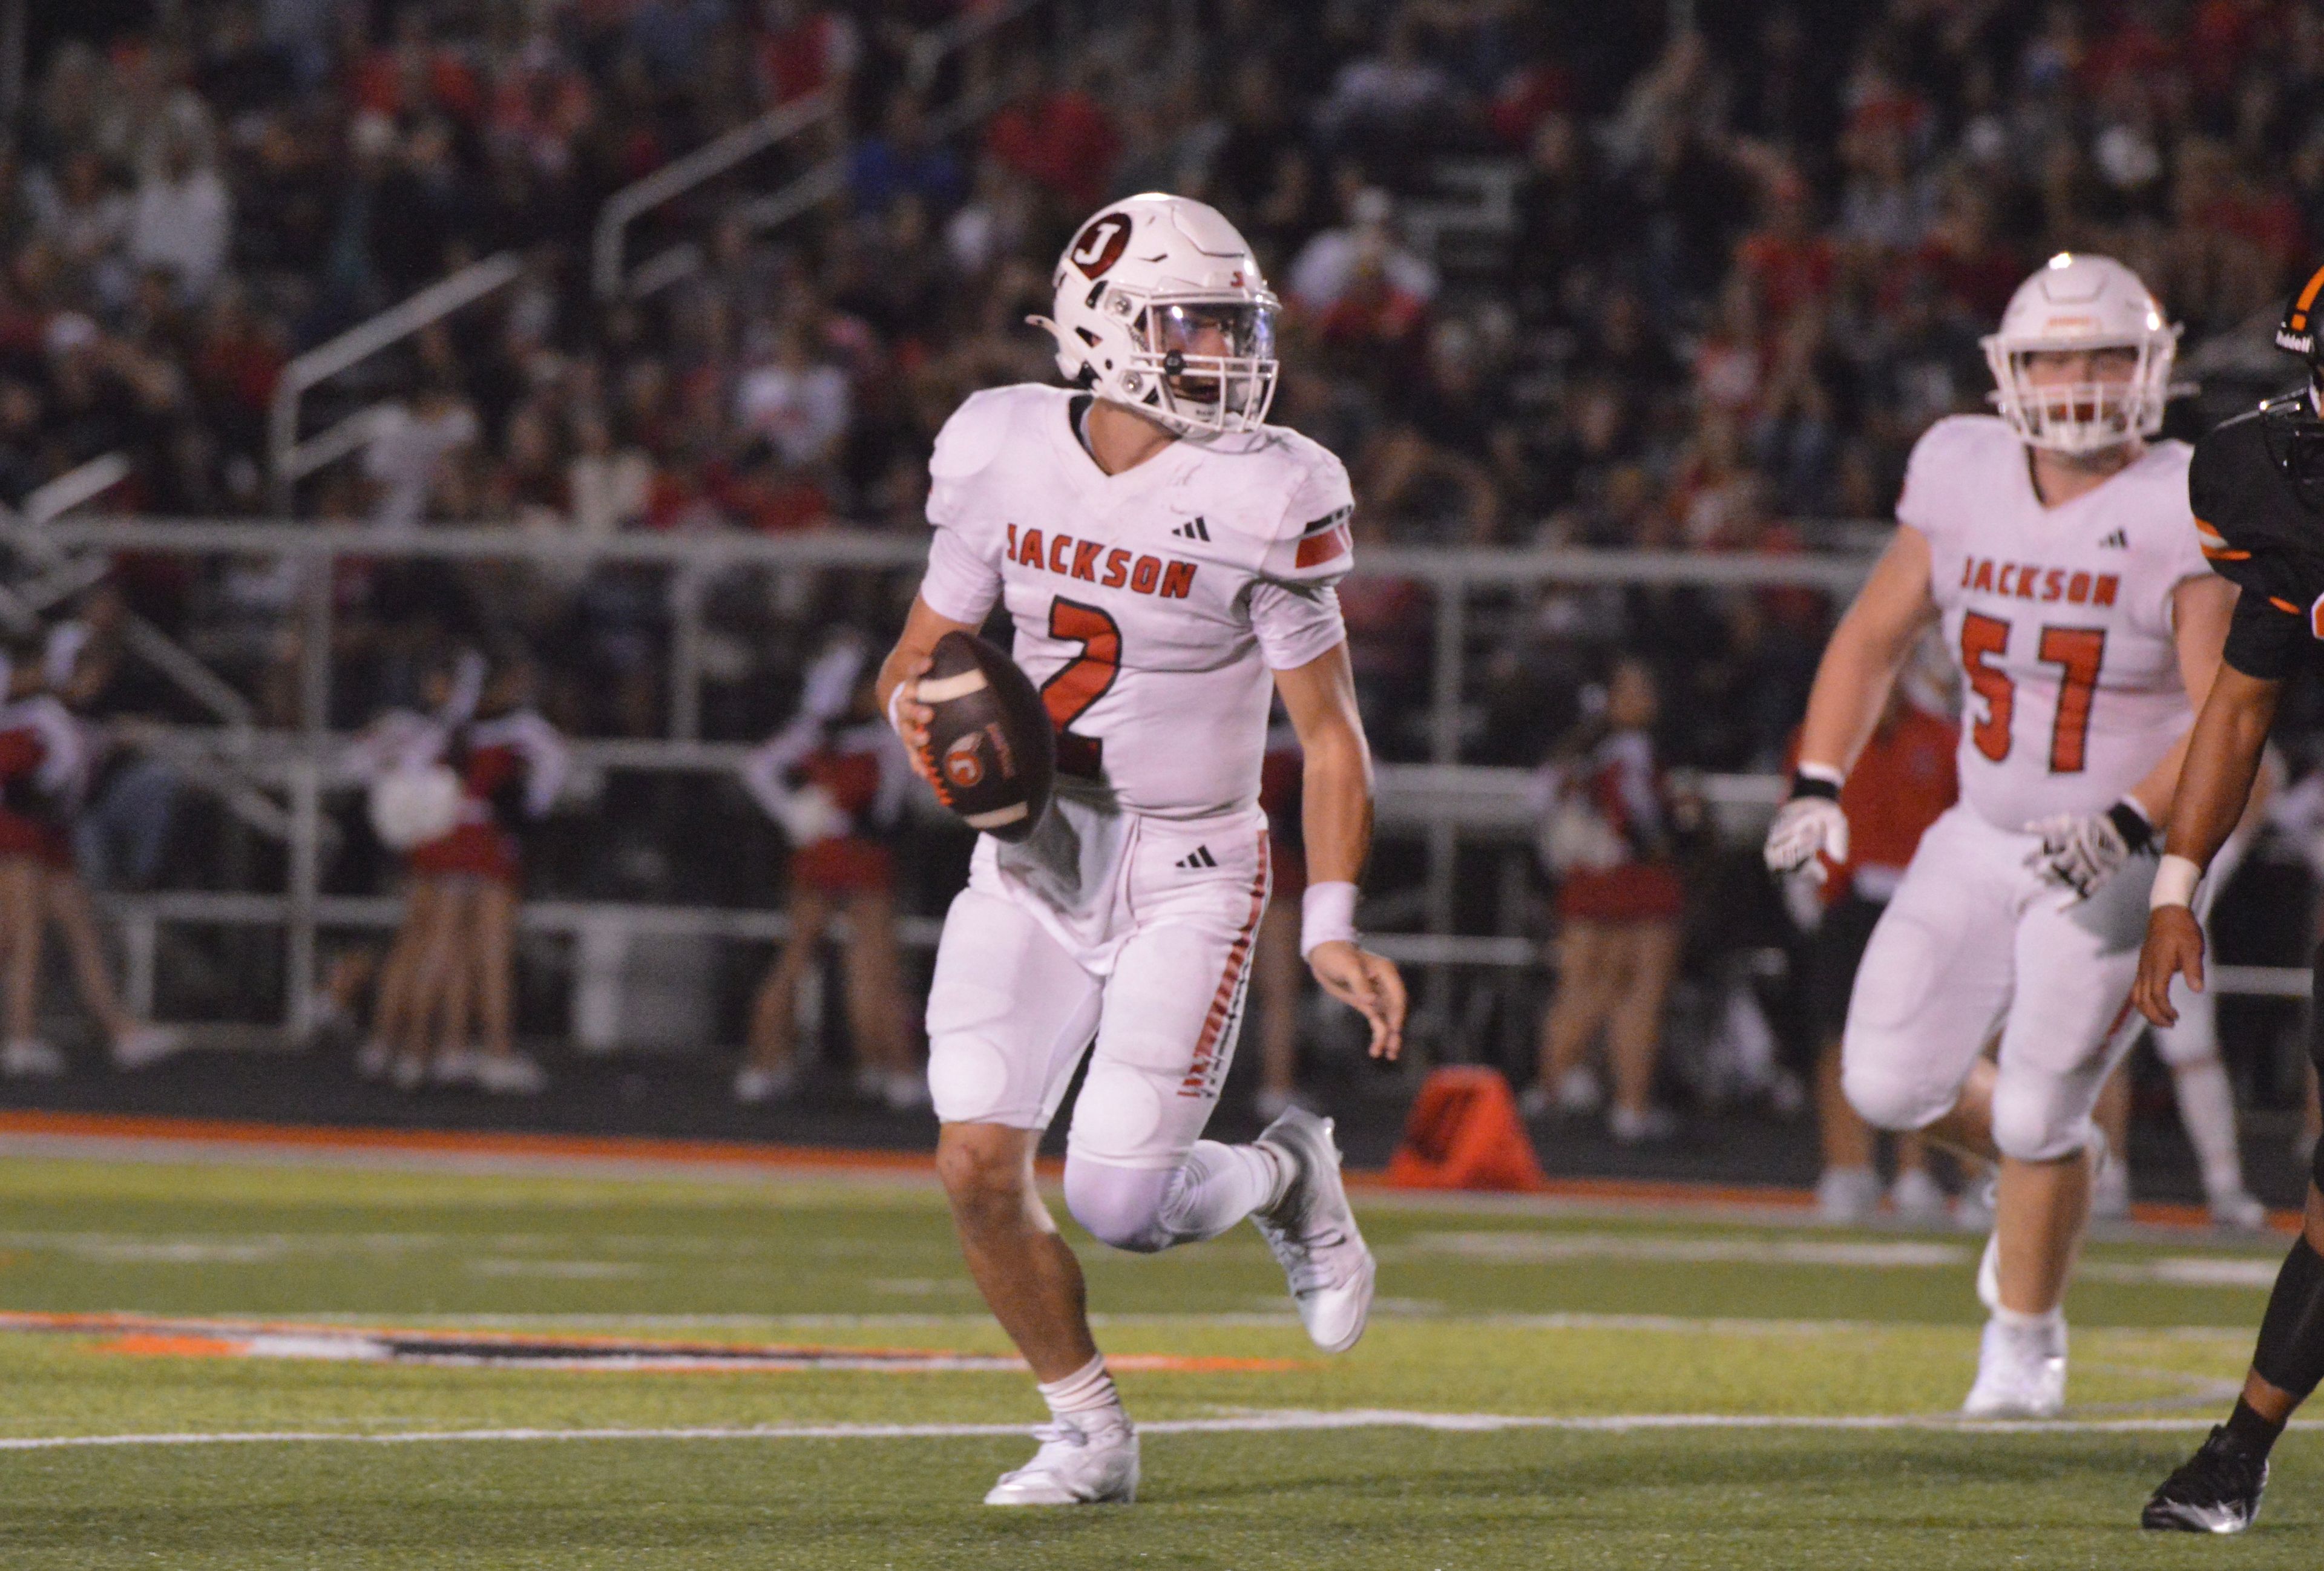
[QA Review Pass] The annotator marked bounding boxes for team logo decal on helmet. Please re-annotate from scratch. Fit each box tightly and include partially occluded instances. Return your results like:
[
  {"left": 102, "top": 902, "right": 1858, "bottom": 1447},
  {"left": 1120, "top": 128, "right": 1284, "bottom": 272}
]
[
  {"left": 1981, "top": 254, "right": 2181, "bottom": 456},
  {"left": 1068, "top": 214, "right": 1132, "bottom": 280},
  {"left": 1029, "top": 192, "right": 1281, "bottom": 438},
  {"left": 2277, "top": 263, "right": 2324, "bottom": 358}
]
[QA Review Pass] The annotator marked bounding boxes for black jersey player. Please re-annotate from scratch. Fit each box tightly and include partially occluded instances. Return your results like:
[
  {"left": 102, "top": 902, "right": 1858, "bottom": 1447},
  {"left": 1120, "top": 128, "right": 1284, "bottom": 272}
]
[{"left": 2133, "top": 266, "right": 2324, "bottom": 1532}]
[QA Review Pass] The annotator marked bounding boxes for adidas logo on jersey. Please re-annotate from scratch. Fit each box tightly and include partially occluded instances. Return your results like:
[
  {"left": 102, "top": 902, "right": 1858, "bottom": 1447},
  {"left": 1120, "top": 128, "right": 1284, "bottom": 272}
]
[
  {"left": 1174, "top": 845, "right": 1218, "bottom": 870},
  {"left": 1172, "top": 516, "right": 1212, "bottom": 542},
  {"left": 2099, "top": 529, "right": 2128, "bottom": 549}
]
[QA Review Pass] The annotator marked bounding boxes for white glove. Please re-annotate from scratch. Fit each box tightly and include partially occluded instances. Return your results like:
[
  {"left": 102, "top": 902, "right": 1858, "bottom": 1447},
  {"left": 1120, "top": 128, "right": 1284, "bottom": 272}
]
[
  {"left": 1764, "top": 778, "right": 1848, "bottom": 882},
  {"left": 2026, "top": 799, "right": 2153, "bottom": 901}
]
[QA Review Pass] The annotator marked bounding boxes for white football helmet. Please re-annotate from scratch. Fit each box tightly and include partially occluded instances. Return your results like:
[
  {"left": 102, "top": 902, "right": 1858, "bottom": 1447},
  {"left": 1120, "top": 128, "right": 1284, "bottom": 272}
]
[
  {"left": 1981, "top": 253, "right": 2179, "bottom": 455},
  {"left": 1032, "top": 193, "right": 1280, "bottom": 438}
]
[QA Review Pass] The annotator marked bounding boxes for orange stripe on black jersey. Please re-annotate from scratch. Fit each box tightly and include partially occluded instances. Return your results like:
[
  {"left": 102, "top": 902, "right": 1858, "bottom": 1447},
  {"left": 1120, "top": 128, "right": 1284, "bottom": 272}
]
[
  {"left": 2293, "top": 263, "right": 2324, "bottom": 333},
  {"left": 2196, "top": 517, "right": 2252, "bottom": 560},
  {"left": 2272, "top": 596, "right": 2302, "bottom": 615}
]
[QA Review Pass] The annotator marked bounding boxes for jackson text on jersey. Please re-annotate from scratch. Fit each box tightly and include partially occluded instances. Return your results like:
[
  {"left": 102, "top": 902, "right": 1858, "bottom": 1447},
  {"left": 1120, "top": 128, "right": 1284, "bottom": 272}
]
[
  {"left": 1004, "top": 524, "right": 1198, "bottom": 599},
  {"left": 1956, "top": 557, "right": 2122, "bottom": 607}
]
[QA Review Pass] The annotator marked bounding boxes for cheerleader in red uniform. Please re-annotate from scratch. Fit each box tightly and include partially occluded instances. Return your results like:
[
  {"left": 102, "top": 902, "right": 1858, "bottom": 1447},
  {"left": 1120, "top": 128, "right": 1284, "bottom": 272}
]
[
  {"left": 735, "top": 634, "right": 917, "bottom": 1106},
  {"left": 1528, "top": 657, "right": 1696, "bottom": 1144},
  {"left": 402, "top": 657, "right": 567, "bottom": 1095},
  {"left": 350, "top": 653, "right": 479, "bottom": 1087},
  {"left": 0, "top": 645, "right": 85, "bottom": 1078}
]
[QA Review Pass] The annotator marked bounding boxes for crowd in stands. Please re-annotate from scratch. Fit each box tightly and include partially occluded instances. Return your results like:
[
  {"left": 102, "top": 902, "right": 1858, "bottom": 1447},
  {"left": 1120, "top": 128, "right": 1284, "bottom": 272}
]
[
  {"left": 5, "top": 2, "right": 2324, "bottom": 1133},
  {"left": 2, "top": 1, "right": 2318, "bottom": 763}
]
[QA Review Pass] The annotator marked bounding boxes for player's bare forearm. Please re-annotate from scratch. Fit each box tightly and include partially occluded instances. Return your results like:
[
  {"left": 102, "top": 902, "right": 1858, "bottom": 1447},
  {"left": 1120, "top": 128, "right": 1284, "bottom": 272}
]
[
  {"left": 1295, "top": 724, "right": 1373, "bottom": 885},
  {"left": 1794, "top": 525, "right": 1938, "bottom": 772},
  {"left": 2162, "top": 664, "right": 2280, "bottom": 871},
  {"left": 878, "top": 596, "right": 979, "bottom": 778},
  {"left": 1275, "top": 643, "right": 1404, "bottom": 1059},
  {"left": 1275, "top": 644, "right": 1374, "bottom": 884}
]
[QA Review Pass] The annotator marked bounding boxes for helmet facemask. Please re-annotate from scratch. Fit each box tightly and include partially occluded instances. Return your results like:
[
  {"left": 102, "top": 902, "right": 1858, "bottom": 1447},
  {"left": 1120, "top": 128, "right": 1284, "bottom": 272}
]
[
  {"left": 1983, "top": 336, "right": 2174, "bottom": 454},
  {"left": 1117, "top": 295, "right": 1280, "bottom": 436}
]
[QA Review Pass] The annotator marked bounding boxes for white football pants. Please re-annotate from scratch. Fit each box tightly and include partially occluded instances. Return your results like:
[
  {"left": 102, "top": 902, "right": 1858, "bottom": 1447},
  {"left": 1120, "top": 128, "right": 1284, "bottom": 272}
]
[{"left": 1842, "top": 804, "right": 2152, "bottom": 1163}]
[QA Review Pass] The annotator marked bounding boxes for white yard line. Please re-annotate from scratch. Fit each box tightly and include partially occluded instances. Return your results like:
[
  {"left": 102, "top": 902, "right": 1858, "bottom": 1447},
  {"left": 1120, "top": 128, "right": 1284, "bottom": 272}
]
[
  {"left": 3, "top": 1308, "right": 2265, "bottom": 1337},
  {"left": 0, "top": 1409, "right": 2283, "bottom": 1452}
]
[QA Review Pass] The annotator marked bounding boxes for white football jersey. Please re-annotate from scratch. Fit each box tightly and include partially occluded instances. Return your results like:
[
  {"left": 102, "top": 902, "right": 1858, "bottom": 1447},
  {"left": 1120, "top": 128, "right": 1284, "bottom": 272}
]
[
  {"left": 917, "top": 384, "right": 1353, "bottom": 825},
  {"left": 1903, "top": 415, "right": 2208, "bottom": 831}
]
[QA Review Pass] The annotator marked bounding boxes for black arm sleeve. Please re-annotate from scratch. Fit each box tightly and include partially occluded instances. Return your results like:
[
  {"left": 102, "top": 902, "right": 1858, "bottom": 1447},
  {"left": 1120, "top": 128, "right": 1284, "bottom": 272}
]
[{"left": 2223, "top": 586, "right": 2303, "bottom": 681}]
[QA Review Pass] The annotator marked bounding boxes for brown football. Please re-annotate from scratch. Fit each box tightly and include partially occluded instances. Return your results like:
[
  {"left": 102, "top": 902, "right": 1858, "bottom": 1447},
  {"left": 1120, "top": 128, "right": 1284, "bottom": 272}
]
[{"left": 916, "top": 631, "right": 1055, "bottom": 842}]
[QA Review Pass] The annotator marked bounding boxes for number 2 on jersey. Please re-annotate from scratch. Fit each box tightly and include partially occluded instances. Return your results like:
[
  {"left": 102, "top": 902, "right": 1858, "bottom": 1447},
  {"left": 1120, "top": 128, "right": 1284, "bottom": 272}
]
[
  {"left": 1958, "top": 611, "right": 2106, "bottom": 773},
  {"left": 1042, "top": 598, "right": 1120, "bottom": 780}
]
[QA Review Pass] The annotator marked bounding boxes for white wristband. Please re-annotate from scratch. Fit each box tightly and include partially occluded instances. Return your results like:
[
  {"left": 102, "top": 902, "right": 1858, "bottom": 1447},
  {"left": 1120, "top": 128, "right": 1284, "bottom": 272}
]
[
  {"left": 2150, "top": 853, "right": 2202, "bottom": 911},
  {"left": 1300, "top": 881, "right": 1359, "bottom": 959}
]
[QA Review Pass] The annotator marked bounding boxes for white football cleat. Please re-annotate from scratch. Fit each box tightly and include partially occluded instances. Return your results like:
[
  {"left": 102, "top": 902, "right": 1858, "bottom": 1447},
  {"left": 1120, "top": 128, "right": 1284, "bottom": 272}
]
[
  {"left": 1962, "top": 1314, "right": 2067, "bottom": 1418},
  {"left": 111, "top": 1026, "right": 184, "bottom": 1072},
  {"left": 982, "top": 1414, "right": 1139, "bottom": 1506},
  {"left": 1252, "top": 1106, "right": 1375, "bottom": 1353},
  {"left": 0, "top": 1038, "right": 63, "bottom": 1078}
]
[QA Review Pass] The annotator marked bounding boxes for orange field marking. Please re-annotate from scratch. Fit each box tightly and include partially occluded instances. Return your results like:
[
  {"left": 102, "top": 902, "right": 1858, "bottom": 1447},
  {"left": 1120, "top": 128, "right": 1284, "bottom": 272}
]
[{"left": 1, "top": 1311, "right": 1304, "bottom": 1375}]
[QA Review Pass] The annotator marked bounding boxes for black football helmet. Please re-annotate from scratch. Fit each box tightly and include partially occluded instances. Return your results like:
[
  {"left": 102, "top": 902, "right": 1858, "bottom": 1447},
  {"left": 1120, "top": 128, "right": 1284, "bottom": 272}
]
[{"left": 2269, "top": 264, "right": 2324, "bottom": 502}]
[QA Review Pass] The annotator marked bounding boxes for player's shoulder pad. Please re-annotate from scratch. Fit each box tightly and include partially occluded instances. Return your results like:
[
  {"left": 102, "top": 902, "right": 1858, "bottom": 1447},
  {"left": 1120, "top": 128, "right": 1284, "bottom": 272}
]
[
  {"left": 1905, "top": 412, "right": 2016, "bottom": 471},
  {"left": 2188, "top": 402, "right": 2317, "bottom": 599},
  {"left": 2189, "top": 404, "right": 2283, "bottom": 545},
  {"left": 1895, "top": 415, "right": 2014, "bottom": 537},
  {"left": 929, "top": 383, "right": 1063, "bottom": 486},
  {"left": 1204, "top": 423, "right": 1356, "bottom": 580},
  {"left": 2119, "top": 436, "right": 2194, "bottom": 529}
]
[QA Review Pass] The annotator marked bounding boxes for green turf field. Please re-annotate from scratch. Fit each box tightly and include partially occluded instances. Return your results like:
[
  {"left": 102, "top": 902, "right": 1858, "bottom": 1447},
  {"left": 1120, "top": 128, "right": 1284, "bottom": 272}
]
[{"left": 0, "top": 1149, "right": 2311, "bottom": 1568}]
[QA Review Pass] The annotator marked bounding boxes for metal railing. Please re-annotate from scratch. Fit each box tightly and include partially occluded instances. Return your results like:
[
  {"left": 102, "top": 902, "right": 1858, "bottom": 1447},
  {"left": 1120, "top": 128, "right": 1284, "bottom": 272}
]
[
  {"left": 28, "top": 516, "right": 1885, "bottom": 1038},
  {"left": 267, "top": 252, "right": 526, "bottom": 510},
  {"left": 16, "top": 516, "right": 2313, "bottom": 1054},
  {"left": 22, "top": 453, "right": 133, "bottom": 527},
  {"left": 591, "top": 88, "right": 838, "bottom": 301},
  {"left": 647, "top": 0, "right": 1068, "bottom": 299}
]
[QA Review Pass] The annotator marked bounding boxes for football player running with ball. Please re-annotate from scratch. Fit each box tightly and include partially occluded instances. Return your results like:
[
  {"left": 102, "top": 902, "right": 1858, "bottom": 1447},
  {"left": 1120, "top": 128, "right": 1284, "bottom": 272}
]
[
  {"left": 1765, "top": 255, "right": 2234, "bottom": 1418},
  {"left": 877, "top": 194, "right": 1406, "bottom": 1507},
  {"left": 2134, "top": 266, "right": 2324, "bottom": 1534}
]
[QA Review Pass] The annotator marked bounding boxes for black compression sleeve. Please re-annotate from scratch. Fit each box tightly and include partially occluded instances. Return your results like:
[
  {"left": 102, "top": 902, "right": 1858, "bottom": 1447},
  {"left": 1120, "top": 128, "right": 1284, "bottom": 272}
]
[{"left": 2250, "top": 1236, "right": 2324, "bottom": 1405}]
